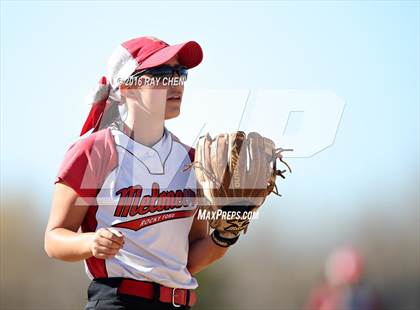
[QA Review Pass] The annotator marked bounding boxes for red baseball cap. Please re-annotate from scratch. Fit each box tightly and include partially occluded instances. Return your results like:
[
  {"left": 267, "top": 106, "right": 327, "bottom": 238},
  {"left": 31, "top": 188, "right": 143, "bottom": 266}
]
[
  {"left": 80, "top": 36, "right": 203, "bottom": 136},
  {"left": 106, "top": 36, "right": 203, "bottom": 91},
  {"left": 122, "top": 36, "right": 203, "bottom": 70}
]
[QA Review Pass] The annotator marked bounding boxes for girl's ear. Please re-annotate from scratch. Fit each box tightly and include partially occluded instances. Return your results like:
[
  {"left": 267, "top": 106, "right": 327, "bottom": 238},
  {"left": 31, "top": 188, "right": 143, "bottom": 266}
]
[
  {"left": 120, "top": 83, "right": 142, "bottom": 104},
  {"left": 120, "top": 82, "right": 127, "bottom": 92},
  {"left": 120, "top": 83, "right": 130, "bottom": 100}
]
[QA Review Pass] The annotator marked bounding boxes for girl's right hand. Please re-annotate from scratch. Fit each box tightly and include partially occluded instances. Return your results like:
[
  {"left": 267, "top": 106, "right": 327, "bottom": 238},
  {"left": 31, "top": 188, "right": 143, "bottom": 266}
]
[{"left": 89, "top": 227, "right": 125, "bottom": 259}]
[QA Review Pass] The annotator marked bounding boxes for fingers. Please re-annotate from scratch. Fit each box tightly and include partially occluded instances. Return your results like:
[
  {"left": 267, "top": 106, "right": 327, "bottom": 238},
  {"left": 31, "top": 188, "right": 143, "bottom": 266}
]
[
  {"left": 248, "top": 132, "right": 264, "bottom": 188},
  {"left": 98, "top": 227, "right": 125, "bottom": 246},
  {"left": 247, "top": 133, "right": 277, "bottom": 205},
  {"left": 224, "top": 131, "right": 247, "bottom": 198},
  {"left": 97, "top": 237, "right": 122, "bottom": 250},
  {"left": 262, "top": 137, "right": 276, "bottom": 179},
  {"left": 213, "top": 134, "right": 229, "bottom": 196},
  {"left": 203, "top": 133, "right": 214, "bottom": 179},
  {"left": 94, "top": 252, "right": 118, "bottom": 260},
  {"left": 95, "top": 245, "right": 120, "bottom": 256},
  {"left": 91, "top": 228, "right": 125, "bottom": 260},
  {"left": 91, "top": 243, "right": 122, "bottom": 260},
  {"left": 235, "top": 132, "right": 247, "bottom": 196}
]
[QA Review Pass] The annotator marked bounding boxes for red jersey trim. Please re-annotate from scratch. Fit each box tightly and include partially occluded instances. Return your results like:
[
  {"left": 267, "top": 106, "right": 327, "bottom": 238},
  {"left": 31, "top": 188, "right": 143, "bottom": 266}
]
[
  {"left": 54, "top": 128, "right": 118, "bottom": 279},
  {"left": 170, "top": 133, "right": 195, "bottom": 162}
]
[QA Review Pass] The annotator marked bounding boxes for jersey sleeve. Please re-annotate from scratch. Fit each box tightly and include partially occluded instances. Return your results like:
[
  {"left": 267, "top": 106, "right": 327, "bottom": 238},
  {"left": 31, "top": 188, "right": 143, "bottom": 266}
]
[{"left": 54, "top": 128, "right": 118, "bottom": 203}]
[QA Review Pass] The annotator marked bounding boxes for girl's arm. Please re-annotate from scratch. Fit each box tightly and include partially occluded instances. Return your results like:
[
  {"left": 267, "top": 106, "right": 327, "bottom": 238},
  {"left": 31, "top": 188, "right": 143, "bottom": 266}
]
[
  {"left": 44, "top": 182, "right": 124, "bottom": 262},
  {"left": 187, "top": 211, "right": 228, "bottom": 275}
]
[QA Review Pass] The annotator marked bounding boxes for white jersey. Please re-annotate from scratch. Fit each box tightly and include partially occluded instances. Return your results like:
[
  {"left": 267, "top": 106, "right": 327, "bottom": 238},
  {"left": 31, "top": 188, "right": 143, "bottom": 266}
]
[{"left": 54, "top": 126, "right": 198, "bottom": 289}]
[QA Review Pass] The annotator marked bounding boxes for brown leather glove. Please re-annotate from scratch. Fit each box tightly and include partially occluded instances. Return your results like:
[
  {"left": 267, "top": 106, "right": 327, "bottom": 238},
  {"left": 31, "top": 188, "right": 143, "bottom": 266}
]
[{"left": 187, "top": 131, "right": 292, "bottom": 247}]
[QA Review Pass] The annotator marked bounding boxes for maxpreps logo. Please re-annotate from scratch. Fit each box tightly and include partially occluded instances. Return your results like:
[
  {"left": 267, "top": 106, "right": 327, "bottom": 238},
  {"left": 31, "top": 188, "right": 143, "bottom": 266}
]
[{"left": 111, "top": 182, "right": 197, "bottom": 231}]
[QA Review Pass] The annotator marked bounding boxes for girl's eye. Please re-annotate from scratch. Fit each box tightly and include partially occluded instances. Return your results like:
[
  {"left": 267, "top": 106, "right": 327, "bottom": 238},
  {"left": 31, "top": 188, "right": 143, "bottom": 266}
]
[{"left": 153, "top": 70, "right": 167, "bottom": 76}]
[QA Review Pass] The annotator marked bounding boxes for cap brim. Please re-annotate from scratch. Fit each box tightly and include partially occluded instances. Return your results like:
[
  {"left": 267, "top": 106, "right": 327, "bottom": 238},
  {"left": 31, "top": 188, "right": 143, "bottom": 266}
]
[{"left": 137, "top": 41, "right": 203, "bottom": 70}]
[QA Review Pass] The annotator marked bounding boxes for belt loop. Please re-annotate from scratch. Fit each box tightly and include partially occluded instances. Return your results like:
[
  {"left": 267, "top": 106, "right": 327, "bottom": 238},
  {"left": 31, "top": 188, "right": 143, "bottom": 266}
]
[
  {"left": 115, "top": 277, "right": 124, "bottom": 297},
  {"left": 153, "top": 282, "right": 160, "bottom": 301}
]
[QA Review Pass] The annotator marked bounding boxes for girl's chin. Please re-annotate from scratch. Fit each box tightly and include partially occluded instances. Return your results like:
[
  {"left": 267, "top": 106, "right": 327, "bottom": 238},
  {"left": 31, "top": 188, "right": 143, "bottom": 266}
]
[{"left": 165, "top": 106, "right": 181, "bottom": 120}]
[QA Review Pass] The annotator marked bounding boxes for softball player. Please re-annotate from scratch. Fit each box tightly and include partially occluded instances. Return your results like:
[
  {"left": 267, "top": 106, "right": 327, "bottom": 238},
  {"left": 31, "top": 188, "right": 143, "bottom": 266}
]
[{"left": 44, "top": 36, "right": 229, "bottom": 309}]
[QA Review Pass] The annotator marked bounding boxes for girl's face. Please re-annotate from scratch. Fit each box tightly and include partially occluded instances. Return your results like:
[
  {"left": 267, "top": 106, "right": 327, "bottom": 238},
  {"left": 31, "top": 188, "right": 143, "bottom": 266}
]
[{"left": 121, "top": 56, "right": 185, "bottom": 121}]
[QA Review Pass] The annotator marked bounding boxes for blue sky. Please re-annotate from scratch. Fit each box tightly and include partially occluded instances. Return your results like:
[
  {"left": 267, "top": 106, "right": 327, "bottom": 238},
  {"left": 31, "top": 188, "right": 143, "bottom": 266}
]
[{"left": 1, "top": 1, "right": 419, "bottom": 239}]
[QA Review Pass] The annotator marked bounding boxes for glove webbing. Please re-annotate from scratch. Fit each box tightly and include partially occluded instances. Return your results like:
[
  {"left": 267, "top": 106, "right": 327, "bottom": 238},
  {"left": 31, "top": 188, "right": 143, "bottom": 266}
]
[{"left": 184, "top": 147, "right": 293, "bottom": 196}]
